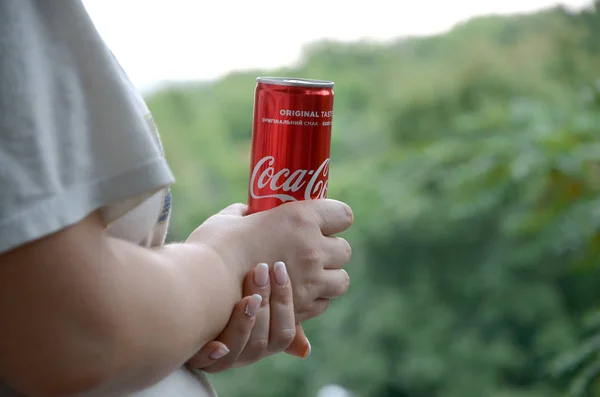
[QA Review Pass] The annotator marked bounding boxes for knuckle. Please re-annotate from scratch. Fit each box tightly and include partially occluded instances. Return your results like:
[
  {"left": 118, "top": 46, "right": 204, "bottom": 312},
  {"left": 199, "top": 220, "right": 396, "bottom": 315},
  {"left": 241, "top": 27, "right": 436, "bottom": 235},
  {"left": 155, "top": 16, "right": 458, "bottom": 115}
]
[
  {"left": 235, "top": 314, "right": 254, "bottom": 336},
  {"left": 287, "top": 207, "right": 315, "bottom": 230},
  {"left": 271, "top": 328, "right": 296, "bottom": 351},
  {"left": 235, "top": 319, "right": 252, "bottom": 337},
  {"left": 247, "top": 338, "right": 269, "bottom": 354},
  {"left": 300, "top": 247, "right": 322, "bottom": 268},
  {"left": 273, "top": 289, "right": 293, "bottom": 306}
]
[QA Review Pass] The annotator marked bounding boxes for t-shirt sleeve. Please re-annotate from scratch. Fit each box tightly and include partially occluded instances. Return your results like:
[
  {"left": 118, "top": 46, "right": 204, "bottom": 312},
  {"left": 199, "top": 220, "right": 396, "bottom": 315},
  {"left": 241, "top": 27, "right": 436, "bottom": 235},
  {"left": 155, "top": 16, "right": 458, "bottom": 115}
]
[{"left": 0, "top": 0, "right": 175, "bottom": 254}]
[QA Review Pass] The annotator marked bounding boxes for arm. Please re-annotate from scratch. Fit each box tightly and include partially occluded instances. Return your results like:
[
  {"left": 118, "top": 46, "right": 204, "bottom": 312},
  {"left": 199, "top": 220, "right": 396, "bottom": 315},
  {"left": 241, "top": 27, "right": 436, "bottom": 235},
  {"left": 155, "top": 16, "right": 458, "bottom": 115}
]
[
  {"left": 0, "top": 211, "right": 249, "bottom": 397},
  {"left": 1, "top": 4, "right": 351, "bottom": 396}
]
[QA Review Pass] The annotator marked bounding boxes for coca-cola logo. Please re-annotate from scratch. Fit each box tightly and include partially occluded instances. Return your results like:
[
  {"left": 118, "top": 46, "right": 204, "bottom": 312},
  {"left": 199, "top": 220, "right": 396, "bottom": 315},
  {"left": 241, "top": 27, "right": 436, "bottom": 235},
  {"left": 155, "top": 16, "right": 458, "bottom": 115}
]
[{"left": 250, "top": 156, "right": 329, "bottom": 202}]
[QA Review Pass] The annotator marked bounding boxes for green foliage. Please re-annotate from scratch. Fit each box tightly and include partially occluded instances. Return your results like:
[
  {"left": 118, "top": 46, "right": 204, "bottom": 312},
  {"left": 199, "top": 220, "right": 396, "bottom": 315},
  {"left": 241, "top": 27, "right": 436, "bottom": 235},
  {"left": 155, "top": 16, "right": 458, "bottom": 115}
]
[{"left": 145, "top": 3, "right": 600, "bottom": 396}]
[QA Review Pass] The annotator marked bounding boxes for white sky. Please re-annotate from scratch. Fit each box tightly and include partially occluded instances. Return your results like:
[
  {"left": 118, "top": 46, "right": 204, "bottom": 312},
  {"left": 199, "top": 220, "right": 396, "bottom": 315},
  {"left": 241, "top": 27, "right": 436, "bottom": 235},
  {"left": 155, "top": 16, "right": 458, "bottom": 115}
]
[{"left": 82, "top": 0, "right": 592, "bottom": 92}]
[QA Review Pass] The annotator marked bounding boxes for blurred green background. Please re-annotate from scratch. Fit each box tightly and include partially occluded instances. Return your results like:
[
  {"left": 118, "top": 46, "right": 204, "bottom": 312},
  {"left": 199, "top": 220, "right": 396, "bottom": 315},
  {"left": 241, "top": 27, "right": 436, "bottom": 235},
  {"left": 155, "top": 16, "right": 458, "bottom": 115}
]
[{"left": 143, "top": 3, "right": 600, "bottom": 396}]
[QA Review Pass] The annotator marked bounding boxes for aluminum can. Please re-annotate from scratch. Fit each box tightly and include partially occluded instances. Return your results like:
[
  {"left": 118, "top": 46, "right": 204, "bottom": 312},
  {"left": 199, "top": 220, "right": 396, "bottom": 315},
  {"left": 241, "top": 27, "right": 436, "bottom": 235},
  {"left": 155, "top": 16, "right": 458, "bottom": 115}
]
[{"left": 247, "top": 77, "right": 334, "bottom": 214}]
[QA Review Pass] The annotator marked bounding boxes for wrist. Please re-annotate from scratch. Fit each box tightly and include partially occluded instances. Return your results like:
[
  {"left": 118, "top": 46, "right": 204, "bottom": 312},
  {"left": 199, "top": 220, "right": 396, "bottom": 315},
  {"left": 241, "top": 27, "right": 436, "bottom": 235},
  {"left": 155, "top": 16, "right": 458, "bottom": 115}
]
[
  {"left": 162, "top": 241, "right": 241, "bottom": 283},
  {"left": 194, "top": 242, "right": 248, "bottom": 289},
  {"left": 157, "top": 242, "right": 244, "bottom": 342},
  {"left": 186, "top": 235, "right": 255, "bottom": 287}
]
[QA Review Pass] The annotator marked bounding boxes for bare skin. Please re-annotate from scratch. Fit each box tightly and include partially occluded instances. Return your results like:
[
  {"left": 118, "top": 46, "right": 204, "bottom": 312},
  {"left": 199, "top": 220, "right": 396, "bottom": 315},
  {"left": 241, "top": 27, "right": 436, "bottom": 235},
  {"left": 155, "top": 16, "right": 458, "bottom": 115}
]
[
  {"left": 188, "top": 261, "right": 312, "bottom": 373},
  {"left": 0, "top": 199, "right": 352, "bottom": 397}
]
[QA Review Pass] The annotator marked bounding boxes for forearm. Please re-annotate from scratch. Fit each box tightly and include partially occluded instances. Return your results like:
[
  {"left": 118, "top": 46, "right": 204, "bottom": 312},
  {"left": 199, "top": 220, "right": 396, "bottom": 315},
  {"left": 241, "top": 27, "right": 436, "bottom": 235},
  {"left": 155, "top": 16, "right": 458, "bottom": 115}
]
[
  {"left": 0, "top": 213, "right": 245, "bottom": 397},
  {"left": 91, "top": 238, "right": 244, "bottom": 394}
]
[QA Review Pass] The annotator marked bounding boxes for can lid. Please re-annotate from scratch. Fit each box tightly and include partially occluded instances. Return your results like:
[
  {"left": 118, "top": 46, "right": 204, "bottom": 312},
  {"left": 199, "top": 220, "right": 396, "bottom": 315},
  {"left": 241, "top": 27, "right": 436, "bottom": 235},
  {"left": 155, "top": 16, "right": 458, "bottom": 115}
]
[{"left": 257, "top": 77, "right": 334, "bottom": 88}]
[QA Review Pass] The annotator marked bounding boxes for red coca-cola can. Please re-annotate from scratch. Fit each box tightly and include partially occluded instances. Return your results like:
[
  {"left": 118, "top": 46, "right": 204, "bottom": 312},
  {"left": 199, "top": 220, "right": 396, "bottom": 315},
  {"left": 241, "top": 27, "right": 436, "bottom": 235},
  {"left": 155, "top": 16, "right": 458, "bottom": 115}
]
[{"left": 247, "top": 77, "right": 334, "bottom": 214}]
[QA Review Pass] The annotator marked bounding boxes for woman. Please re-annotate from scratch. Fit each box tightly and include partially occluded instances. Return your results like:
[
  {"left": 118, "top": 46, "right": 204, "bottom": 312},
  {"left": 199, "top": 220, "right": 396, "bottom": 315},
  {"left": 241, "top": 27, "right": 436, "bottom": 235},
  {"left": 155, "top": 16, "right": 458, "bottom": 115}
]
[{"left": 0, "top": 1, "right": 353, "bottom": 396}]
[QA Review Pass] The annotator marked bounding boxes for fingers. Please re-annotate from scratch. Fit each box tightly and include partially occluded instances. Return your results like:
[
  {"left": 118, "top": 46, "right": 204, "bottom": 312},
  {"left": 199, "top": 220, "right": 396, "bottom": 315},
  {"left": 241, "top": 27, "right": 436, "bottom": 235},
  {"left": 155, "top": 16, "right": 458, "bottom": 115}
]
[
  {"left": 267, "top": 261, "right": 296, "bottom": 352},
  {"left": 186, "top": 341, "right": 229, "bottom": 370},
  {"left": 284, "top": 323, "right": 311, "bottom": 359},
  {"left": 303, "top": 199, "right": 354, "bottom": 236},
  {"left": 219, "top": 203, "right": 248, "bottom": 217},
  {"left": 278, "top": 199, "right": 353, "bottom": 236},
  {"left": 319, "top": 268, "right": 350, "bottom": 299},
  {"left": 296, "top": 298, "right": 331, "bottom": 323},
  {"left": 237, "top": 263, "right": 272, "bottom": 363},
  {"left": 187, "top": 294, "right": 261, "bottom": 372},
  {"left": 322, "top": 236, "right": 352, "bottom": 269}
]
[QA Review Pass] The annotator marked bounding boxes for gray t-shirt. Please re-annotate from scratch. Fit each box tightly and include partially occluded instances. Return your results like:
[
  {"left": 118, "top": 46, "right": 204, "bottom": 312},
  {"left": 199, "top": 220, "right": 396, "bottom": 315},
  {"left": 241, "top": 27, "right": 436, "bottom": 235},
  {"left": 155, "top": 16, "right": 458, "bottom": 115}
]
[{"left": 0, "top": 1, "right": 216, "bottom": 396}]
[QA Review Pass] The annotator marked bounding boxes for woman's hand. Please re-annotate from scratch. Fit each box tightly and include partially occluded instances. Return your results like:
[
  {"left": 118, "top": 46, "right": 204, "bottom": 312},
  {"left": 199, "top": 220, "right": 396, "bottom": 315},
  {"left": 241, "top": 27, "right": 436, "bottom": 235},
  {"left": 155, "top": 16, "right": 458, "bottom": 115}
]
[
  {"left": 186, "top": 261, "right": 311, "bottom": 373},
  {"left": 187, "top": 199, "right": 354, "bottom": 324}
]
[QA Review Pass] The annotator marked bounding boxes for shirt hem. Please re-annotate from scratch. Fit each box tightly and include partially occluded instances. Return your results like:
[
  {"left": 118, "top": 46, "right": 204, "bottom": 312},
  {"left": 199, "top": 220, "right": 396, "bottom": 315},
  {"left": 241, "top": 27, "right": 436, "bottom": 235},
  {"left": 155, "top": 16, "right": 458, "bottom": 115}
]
[{"left": 0, "top": 156, "right": 175, "bottom": 254}]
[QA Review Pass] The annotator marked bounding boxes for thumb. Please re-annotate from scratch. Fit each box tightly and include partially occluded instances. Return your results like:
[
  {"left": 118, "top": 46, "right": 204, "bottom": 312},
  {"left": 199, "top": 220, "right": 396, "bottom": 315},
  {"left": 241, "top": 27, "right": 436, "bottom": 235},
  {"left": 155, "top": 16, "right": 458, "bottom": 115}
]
[{"left": 284, "top": 323, "right": 311, "bottom": 359}]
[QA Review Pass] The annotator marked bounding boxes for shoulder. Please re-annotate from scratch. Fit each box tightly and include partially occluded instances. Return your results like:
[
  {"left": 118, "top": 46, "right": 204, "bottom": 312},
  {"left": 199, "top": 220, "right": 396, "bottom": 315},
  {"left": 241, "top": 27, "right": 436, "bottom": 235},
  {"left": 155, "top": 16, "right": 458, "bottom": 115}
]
[{"left": 0, "top": 0, "right": 175, "bottom": 253}]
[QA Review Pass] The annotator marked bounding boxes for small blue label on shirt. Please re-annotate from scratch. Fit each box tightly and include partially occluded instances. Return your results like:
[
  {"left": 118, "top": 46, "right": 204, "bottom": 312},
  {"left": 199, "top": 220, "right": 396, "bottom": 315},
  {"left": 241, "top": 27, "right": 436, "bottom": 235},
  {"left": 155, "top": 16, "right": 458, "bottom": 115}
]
[{"left": 158, "top": 187, "right": 172, "bottom": 223}]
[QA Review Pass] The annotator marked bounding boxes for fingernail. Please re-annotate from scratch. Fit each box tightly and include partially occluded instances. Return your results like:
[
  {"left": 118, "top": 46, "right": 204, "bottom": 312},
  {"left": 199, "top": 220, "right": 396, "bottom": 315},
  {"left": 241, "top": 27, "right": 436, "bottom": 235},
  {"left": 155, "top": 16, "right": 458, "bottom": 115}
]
[
  {"left": 245, "top": 294, "right": 262, "bottom": 317},
  {"left": 254, "top": 263, "right": 269, "bottom": 288},
  {"left": 301, "top": 340, "right": 311, "bottom": 359},
  {"left": 209, "top": 346, "right": 230, "bottom": 360},
  {"left": 274, "top": 261, "right": 288, "bottom": 286}
]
